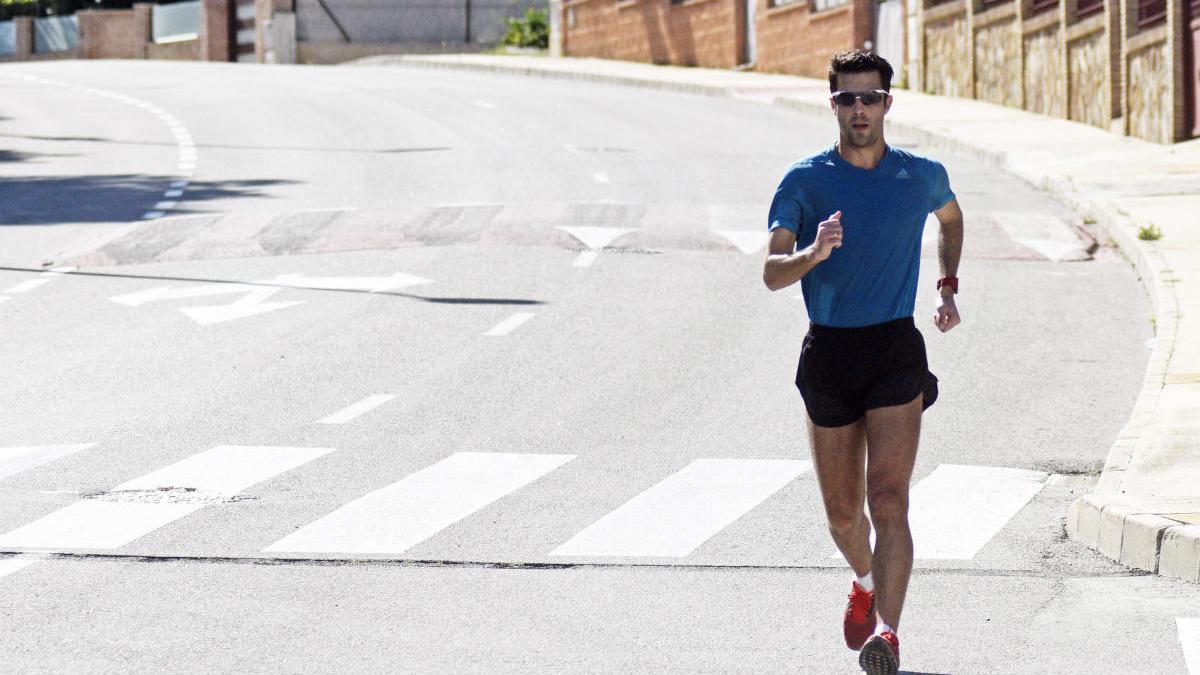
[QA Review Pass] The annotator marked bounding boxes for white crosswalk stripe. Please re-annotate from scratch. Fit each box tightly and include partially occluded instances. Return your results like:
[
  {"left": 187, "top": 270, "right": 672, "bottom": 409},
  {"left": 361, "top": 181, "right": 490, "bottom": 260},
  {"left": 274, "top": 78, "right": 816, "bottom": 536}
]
[
  {"left": 264, "top": 452, "right": 575, "bottom": 555},
  {"left": 0, "top": 445, "right": 94, "bottom": 482},
  {"left": 0, "top": 448, "right": 1049, "bottom": 563},
  {"left": 0, "top": 446, "right": 332, "bottom": 550},
  {"left": 551, "top": 458, "right": 810, "bottom": 558}
]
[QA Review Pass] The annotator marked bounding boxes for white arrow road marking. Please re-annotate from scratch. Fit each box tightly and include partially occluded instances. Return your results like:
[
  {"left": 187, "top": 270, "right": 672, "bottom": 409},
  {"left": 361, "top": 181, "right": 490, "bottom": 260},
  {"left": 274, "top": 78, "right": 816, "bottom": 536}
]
[
  {"left": 2, "top": 267, "right": 76, "bottom": 294},
  {"left": 180, "top": 287, "right": 304, "bottom": 325},
  {"left": 0, "top": 446, "right": 333, "bottom": 550},
  {"left": 557, "top": 226, "right": 637, "bottom": 267},
  {"left": 0, "top": 554, "right": 46, "bottom": 580},
  {"left": 109, "top": 283, "right": 258, "bottom": 307},
  {"left": 266, "top": 273, "right": 432, "bottom": 293},
  {"left": 830, "top": 464, "right": 1049, "bottom": 560},
  {"left": 0, "top": 444, "right": 95, "bottom": 482},
  {"left": 264, "top": 452, "right": 575, "bottom": 555},
  {"left": 713, "top": 229, "right": 770, "bottom": 254},
  {"left": 485, "top": 312, "right": 535, "bottom": 336},
  {"left": 110, "top": 272, "right": 433, "bottom": 324},
  {"left": 1180, "top": 618, "right": 1200, "bottom": 674},
  {"left": 318, "top": 395, "right": 396, "bottom": 424},
  {"left": 551, "top": 459, "right": 811, "bottom": 558}
]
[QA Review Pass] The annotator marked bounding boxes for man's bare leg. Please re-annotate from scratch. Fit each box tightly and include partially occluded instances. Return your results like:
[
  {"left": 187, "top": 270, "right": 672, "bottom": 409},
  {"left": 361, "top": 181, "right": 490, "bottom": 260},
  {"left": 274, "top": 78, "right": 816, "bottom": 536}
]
[
  {"left": 863, "top": 394, "right": 923, "bottom": 629},
  {"left": 808, "top": 418, "right": 872, "bottom": 576}
]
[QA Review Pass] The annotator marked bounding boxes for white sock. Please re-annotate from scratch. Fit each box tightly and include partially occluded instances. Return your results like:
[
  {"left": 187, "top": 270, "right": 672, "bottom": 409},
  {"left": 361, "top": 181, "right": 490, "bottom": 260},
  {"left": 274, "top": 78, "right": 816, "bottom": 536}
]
[
  {"left": 875, "top": 622, "right": 894, "bottom": 636},
  {"left": 856, "top": 572, "right": 874, "bottom": 592}
]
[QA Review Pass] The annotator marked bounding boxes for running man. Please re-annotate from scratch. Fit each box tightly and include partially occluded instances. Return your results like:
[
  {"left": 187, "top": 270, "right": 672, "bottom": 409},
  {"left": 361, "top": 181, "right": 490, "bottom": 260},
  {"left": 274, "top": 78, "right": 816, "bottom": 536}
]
[{"left": 762, "top": 50, "right": 963, "bottom": 675}]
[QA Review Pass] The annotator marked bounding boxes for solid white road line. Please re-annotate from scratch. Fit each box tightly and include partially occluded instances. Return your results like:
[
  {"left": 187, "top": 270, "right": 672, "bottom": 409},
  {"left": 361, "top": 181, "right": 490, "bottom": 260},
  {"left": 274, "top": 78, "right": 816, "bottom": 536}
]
[
  {"left": 485, "top": 312, "right": 535, "bottom": 336},
  {"left": 0, "top": 444, "right": 95, "bottom": 482},
  {"left": 0, "top": 554, "right": 45, "bottom": 580},
  {"left": 908, "top": 464, "right": 1049, "bottom": 559},
  {"left": 550, "top": 458, "right": 811, "bottom": 558},
  {"left": 263, "top": 452, "right": 575, "bottom": 555},
  {"left": 0, "top": 446, "right": 332, "bottom": 550},
  {"left": 1180, "top": 618, "right": 1200, "bottom": 675},
  {"left": 317, "top": 394, "right": 396, "bottom": 424}
]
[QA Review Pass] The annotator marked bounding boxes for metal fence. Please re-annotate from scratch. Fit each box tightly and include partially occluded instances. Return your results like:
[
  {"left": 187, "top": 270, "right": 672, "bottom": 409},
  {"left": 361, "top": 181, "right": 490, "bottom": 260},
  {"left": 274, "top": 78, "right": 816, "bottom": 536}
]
[
  {"left": 34, "top": 15, "right": 77, "bottom": 53},
  {"left": 152, "top": 0, "right": 201, "bottom": 43},
  {"left": 0, "top": 21, "right": 16, "bottom": 56},
  {"left": 297, "top": 0, "right": 545, "bottom": 45}
]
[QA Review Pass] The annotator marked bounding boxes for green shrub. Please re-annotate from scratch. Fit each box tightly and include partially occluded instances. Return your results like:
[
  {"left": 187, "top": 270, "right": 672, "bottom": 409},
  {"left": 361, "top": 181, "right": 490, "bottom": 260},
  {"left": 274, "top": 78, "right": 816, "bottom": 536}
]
[
  {"left": 1137, "top": 223, "right": 1163, "bottom": 241},
  {"left": 502, "top": 8, "right": 549, "bottom": 49}
]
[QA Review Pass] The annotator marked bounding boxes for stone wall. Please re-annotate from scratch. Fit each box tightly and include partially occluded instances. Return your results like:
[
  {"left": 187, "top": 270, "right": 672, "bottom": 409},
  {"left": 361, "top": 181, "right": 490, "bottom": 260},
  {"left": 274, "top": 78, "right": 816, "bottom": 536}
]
[
  {"left": 1023, "top": 26, "right": 1065, "bottom": 118},
  {"left": 974, "top": 17, "right": 1021, "bottom": 107},
  {"left": 924, "top": 14, "right": 970, "bottom": 97},
  {"left": 1068, "top": 29, "right": 1110, "bottom": 129},
  {"left": 1127, "top": 41, "right": 1173, "bottom": 144}
]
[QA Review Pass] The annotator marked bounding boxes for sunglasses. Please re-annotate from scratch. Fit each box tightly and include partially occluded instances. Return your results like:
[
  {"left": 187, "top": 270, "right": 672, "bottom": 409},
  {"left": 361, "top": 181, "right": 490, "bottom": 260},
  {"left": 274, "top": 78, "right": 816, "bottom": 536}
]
[{"left": 830, "top": 90, "right": 889, "bottom": 106}]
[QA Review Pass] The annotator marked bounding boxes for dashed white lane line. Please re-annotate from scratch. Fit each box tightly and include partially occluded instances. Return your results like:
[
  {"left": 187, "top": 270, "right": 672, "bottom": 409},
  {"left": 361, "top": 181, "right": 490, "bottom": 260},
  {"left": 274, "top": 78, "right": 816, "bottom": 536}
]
[
  {"left": 1180, "top": 618, "right": 1200, "bottom": 674},
  {"left": 592, "top": 171, "right": 610, "bottom": 184},
  {"left": 317, "top": 395, "right": 397, "bottom": 425},
  {"left": 485, "top": 312, "right": 535, "bottom": 336},
  {"left": 263, "top": 452, "right": 575, "bottom": 555},
  {"left": 0, "top": 73, "right": 199, "bottom": 222}
]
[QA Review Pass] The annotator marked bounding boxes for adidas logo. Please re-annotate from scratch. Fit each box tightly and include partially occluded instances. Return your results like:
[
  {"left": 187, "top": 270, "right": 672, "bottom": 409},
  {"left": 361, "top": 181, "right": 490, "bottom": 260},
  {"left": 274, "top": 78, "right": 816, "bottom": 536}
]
[{"left": 896, "top": 169, "right": 911, "bottom": 179}]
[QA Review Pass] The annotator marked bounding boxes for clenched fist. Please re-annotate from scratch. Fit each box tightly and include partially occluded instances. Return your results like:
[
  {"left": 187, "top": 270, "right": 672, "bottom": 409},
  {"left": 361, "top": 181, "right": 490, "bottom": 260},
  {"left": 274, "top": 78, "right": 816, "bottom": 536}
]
[{"left": 811, "top": 210, "right": 844, "bottom": 262}]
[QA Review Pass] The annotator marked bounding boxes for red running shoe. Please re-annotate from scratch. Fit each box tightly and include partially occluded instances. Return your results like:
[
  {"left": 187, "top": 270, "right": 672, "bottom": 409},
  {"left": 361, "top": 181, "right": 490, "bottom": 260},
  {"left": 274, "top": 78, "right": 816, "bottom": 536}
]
[
  {"left": 858, "top": 631, "right": 900, "bottom": 675},
  {"left": 843, "top": 581, "right": 876, "bottom": 650}
]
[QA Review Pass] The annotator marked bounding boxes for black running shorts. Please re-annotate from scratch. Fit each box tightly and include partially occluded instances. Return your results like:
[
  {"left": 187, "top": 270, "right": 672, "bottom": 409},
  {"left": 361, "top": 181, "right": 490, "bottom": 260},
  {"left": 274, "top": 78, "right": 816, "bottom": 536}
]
[{"left": 795, "top": 317, "right": 939, "bottom": 428}]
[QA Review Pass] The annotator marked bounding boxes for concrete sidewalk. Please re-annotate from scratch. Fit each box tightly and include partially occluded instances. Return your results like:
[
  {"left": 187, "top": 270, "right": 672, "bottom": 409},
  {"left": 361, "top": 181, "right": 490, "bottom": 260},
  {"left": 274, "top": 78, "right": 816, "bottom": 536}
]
[{"left": 353, "top": 53, "right": 1200, "bottom": 583}]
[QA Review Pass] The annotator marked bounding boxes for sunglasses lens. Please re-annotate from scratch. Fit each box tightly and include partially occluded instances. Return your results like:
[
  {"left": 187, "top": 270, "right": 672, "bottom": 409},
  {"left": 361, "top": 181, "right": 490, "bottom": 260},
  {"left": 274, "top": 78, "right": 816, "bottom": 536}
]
[{"left": 833, "top": 91, "right": 885, "bottom": 106}]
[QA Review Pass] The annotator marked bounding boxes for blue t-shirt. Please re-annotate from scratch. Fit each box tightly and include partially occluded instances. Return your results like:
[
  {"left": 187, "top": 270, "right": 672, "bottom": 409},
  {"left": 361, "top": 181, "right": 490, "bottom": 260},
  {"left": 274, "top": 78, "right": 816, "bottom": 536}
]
[{"left": 768, "top": 145, "right": 955, "bottom": 328}]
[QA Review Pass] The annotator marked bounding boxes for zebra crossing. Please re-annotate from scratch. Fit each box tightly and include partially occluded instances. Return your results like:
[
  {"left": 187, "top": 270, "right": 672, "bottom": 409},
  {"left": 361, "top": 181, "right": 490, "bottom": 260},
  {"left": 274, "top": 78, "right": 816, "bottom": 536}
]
[{"left": 0, "top": 444, "right": 1052, "bottom": 565}]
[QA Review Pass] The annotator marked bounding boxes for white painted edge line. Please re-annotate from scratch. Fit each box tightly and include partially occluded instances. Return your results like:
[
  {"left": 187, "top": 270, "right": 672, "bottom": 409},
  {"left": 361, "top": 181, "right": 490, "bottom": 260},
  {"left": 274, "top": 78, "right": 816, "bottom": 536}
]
[
  {"left": 592, "top": 171, "right": 610, "bottom": 184},
  {"left": 1180, "top": 618, "right": 1200, "bottom": 675},
  {"left": 317, "top": 394, "right": 397, "bottom": 425},
  {"left": 0, "top": 554, "right": 46, "bottom": 580},
  {"left": 485, "top": 312, "right": 535, "bottom": 336}
]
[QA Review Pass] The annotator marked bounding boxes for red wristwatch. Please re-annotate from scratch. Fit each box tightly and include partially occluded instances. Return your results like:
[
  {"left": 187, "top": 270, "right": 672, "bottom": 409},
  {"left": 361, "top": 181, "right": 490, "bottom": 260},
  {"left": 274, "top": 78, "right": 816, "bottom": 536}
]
[{"left": 937, "top": 276, "right": 959, "bottom": 294}]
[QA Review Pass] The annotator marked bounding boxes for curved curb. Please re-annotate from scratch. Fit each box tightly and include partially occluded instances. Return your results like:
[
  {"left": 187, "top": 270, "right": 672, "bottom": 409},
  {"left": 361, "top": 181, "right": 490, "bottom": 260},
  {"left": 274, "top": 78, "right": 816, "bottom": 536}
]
[{"left": 377, "top": 56, "right": 1196, "bottom": 582}]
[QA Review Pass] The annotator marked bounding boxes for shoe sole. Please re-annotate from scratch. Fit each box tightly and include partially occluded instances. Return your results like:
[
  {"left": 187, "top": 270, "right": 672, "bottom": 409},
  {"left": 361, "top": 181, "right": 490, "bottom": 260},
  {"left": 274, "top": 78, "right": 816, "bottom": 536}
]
[{"left": 858, "top": 635, "right": 898, "bottom": 675}]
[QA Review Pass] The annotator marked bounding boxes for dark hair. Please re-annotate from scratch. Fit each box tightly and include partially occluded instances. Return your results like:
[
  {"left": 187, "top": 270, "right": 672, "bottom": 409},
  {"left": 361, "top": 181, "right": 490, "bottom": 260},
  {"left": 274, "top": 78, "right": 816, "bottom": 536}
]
[{"left": 828, "top": 50, "right": 894, "bottom": 92}]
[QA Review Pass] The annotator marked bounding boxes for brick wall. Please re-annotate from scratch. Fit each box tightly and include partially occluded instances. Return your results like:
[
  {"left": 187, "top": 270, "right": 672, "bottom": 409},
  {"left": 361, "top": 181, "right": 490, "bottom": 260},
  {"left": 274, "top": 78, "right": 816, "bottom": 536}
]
[
  {"left": 563, "top": 0, "right": 742, "bottom": 68},
  {"left": 77, "top": 10, "right": 141, "bottom": 59},
  {"left": 755, "top": 0, "right": 869, "bottom": 78}
]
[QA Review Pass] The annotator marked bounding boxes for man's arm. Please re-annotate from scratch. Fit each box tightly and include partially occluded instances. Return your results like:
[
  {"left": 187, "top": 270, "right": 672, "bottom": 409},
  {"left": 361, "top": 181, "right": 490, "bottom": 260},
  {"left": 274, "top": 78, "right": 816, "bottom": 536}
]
[
  {"left": 933, "top": 198, "right": 963, "bottom": 332},
  {"left": 762, "top": 211, "right": 843, "bottom": 291}
]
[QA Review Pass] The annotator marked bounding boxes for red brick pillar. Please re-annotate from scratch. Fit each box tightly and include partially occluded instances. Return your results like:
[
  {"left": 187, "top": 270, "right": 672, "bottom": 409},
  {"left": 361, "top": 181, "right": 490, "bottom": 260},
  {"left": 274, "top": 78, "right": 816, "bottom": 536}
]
[
  {"left": 14, "top": 16, "right": 33, "bottom": 59},
  {"left": 201, "top": 0, "right": 234, "bottom": 61},
  {"left": 133, "top": 2, "right": 153, "bottom": 58}
]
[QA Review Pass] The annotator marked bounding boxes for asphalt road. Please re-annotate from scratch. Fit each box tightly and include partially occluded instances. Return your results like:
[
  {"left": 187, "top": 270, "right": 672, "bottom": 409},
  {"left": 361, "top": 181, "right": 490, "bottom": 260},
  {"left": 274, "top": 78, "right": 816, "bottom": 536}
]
[{"left": 1, "top": 61, "right": 1196, "bottom": 674}]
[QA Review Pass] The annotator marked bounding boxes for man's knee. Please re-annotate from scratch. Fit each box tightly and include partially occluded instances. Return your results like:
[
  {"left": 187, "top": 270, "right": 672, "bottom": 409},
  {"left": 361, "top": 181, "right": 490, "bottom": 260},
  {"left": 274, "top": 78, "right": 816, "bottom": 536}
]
[
  {"left": 826, "top": 502, "right": 867, "bottom": 536},
  {"left": 867, "top": 488, "right": 909, "bottom": 526}
]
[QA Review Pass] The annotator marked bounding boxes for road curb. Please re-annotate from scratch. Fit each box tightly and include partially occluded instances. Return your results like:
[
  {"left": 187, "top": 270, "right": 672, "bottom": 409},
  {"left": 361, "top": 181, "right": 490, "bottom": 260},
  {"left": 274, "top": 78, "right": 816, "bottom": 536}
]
[{"left": 374, "top": 55, "right": 1196, "bottom": 582}]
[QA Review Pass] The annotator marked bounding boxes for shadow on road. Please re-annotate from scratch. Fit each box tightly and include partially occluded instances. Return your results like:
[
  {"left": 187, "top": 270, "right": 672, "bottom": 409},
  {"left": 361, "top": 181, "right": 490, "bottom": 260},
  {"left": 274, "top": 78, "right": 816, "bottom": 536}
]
[{"left": 0, "top": 175, "right": 299, "bottom": 225}]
